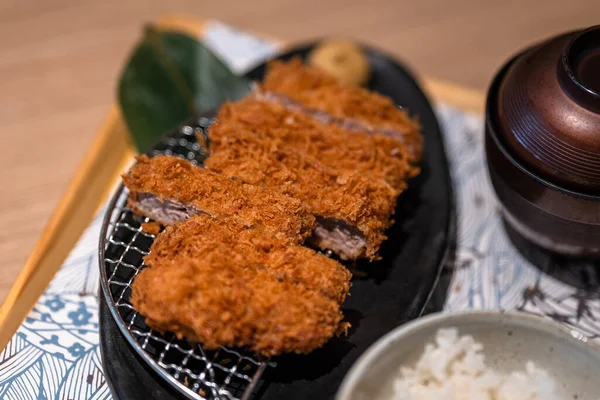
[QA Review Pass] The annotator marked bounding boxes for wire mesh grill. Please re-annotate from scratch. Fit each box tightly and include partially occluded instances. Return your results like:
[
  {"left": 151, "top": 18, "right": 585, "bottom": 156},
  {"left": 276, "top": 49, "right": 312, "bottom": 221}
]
[{"left": 100, "top": 118, "right": 269, "bottom": 400}]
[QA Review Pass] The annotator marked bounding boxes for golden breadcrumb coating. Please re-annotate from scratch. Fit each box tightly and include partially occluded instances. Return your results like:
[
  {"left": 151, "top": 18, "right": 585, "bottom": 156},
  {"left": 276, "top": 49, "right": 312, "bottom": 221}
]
[
  {"left": 145, "top": 214, "right": 352, "bottom": 304},
  {"left": 122, "top": 155, "right": 315, "bottom": 244},
  {"left": 132, "top": 214, "right": 350, "bottom": 356},
  {"left": 132, "top": 255, "right": 344, "bottom": 356},
  {"left": 211, "top": 97, "right": 417, "bottom": 188},
  {"left": 140, "top": 221, "right": 162, "bottom": 236},
  {"left": 260, "top": 58, "right": 423, "bottom": 164},
  {"left": 204, "top": 133, "right": 398, "bottom": 260}
]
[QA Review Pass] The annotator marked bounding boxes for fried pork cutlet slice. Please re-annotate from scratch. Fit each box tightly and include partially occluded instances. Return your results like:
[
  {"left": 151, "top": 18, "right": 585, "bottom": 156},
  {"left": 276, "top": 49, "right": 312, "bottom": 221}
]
[
  {"left": 145, "top": 214, "right": 352, "bottom": 305},
  {"left": 259, "top": 58, "right": 423, "bottom": 165},
  {"left": 212, "top": 97, "right": 417, "bottom": 187},
  {"left": 122, "top": 155, "right": 315, "bottom": 244},
  {"left": 204, "top": 131, "right": 398, "bottom": 260},
  {"left": 132, "top": 255, "right": 344, "bottom": 356},
  {"left": 132, "top": 215, "right": 350, "bottom": 356}
]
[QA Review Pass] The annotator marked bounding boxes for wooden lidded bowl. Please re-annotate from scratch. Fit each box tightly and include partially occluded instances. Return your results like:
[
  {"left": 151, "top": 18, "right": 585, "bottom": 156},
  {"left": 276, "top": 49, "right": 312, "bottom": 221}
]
[{"left": 486, "top": 25, "right": 600, "bottom": 258}]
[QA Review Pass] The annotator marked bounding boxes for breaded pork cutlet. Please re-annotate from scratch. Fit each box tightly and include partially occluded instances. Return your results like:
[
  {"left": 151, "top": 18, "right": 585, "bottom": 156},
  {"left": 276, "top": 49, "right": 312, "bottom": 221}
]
[
  {"left": 144, "top": 214, "right": 352, "bottom": 304},
  {"left": 259, "top": 58, "right": 423, "bottom": 165},
  {"left": 132, "top": 214, "right": 350, "bottom": 356},
  {"left": 204, "top": 132, "right": 398, "bottom": 260},
  {"left": 211, "top": 97, "right": 418, "bottom": 188},
  {"left": 122, "top": 155, "right": 315, "bottom": 244},
  {"left": 132, "top": 255, "right": 344, "bottom": 356}
]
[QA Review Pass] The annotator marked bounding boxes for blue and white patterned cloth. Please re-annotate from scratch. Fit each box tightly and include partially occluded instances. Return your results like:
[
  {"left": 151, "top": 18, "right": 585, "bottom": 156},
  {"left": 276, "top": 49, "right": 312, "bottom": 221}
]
[{"left": 1, "top": 21, "right": 598, "bottom": 399}]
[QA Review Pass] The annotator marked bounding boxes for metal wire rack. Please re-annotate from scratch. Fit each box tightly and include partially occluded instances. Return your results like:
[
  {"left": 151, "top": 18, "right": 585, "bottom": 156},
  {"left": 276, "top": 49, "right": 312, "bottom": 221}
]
[{"left": 99, "top": 118, "right": 269, "bottom": 400}]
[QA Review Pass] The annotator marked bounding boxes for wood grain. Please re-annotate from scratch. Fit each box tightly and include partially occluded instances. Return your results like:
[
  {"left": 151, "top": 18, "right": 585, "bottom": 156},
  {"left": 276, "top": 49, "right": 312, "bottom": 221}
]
[
  {"left": 0, "top": 0, "right": 597, "bottom": 316},
  {"left": 0, "top": 107, "right": 133, "bottom": 348}
]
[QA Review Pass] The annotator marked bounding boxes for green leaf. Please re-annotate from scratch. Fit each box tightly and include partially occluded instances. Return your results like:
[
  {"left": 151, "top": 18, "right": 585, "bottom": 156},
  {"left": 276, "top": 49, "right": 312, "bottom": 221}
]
[{"left": 118, "top": 26, "right": 251, "bottom": 152}]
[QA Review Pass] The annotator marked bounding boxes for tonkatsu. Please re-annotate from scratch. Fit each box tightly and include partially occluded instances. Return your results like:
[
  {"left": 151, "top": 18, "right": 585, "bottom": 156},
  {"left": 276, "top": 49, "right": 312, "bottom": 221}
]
[
  {"left": 123, "top": 54, "right": 427, "bottom": 359},
  {"left": 259, "top": 58, "right": 423, "bottom": 165},
  {"left": 122, "top": 155, "right": 315, "bottom": 244},
  {"left": 204, "top": 139, "right": 398, "bottom": 260},
  {"left": 210, "top": 96, "right": 417, "bottom": 188},
  {"left": 144, "top": 214, "right": 352, "bottom": 304},
  {"left": 132, "top": 214, "right": 351, "bottom": 356}
]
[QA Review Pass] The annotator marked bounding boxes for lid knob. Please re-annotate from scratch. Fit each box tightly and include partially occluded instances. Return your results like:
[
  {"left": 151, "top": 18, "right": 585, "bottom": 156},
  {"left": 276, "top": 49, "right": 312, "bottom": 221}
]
[{"left": 558, "top": 25, "right": 600, "bottom": 113}]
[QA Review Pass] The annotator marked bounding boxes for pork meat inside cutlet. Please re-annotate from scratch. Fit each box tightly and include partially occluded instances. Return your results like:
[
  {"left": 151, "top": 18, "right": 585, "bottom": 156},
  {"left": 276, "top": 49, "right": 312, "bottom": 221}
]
[
  {"left": 144, "top": 214, "right": 352, "bottom": 305},
  {"left": 132, "top": 214, "right": 350, "bottom": 356},
  {"left": 259, "top": 58, "right": 423, "bottom": 165},
  {"left": 122, "top": 155, "right": 315, "bottom": 244},
  {"left": 203, "top": 130, "right": 398, "bottom": 260},
  {"left": 212, "top": 97, "right": 416, "bottom": 188}
]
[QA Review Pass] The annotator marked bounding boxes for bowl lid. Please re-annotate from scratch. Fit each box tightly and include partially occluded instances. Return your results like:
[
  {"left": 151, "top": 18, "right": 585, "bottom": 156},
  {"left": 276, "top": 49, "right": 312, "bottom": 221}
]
[{"left": 495, "top": 25, "right": 600, "bottom": 192}]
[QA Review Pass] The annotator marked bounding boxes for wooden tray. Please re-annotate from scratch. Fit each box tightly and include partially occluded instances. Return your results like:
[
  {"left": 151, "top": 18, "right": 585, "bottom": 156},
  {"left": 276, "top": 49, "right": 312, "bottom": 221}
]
[{"left": 0, "top": 15, "right": 485, "bottom": 350}]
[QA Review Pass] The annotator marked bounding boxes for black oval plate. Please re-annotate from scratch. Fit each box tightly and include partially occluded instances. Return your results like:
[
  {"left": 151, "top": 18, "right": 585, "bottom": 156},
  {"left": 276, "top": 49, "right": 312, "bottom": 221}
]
[{"left": 100, "top": 42, "right": 455, "bottom": 400}]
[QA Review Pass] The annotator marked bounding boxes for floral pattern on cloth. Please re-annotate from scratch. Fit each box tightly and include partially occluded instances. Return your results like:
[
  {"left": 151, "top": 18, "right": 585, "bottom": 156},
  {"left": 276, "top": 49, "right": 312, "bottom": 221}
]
[
  {"left": 0, "top": 212, "right": 109, "bottom": 400},
  {"left": 0, "top": 20, "right": 598, "bottom": 400}
]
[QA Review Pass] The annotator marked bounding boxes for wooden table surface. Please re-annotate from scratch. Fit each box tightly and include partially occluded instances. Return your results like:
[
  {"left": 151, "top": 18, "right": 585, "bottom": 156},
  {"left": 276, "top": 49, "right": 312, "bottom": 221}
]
[{"left": 0, "top": 0, "right": 598, "bottom": 305}]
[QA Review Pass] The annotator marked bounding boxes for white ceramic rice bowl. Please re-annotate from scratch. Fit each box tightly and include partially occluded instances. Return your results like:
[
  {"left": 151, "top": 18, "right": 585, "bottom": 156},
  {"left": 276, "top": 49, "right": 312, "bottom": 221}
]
[{"left": 336, "top": 311, "right": 600, "bottom": 400}]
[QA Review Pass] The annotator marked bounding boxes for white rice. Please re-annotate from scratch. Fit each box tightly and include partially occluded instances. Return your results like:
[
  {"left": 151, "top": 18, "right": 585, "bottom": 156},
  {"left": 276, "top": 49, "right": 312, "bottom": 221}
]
[{"left": 391, "top": 328, "right": 564, "bottom": 400}]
